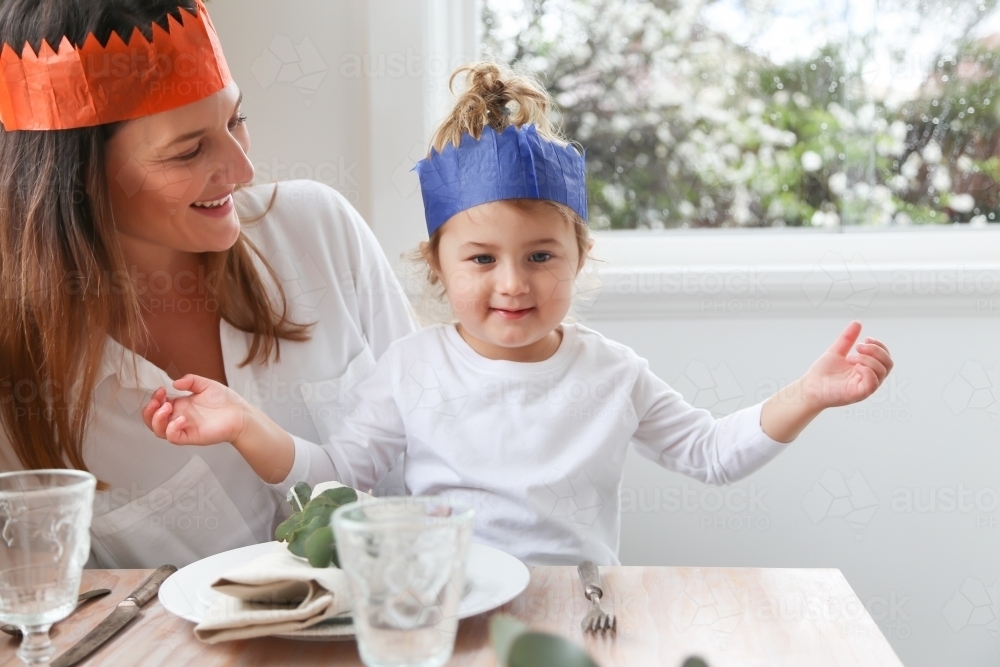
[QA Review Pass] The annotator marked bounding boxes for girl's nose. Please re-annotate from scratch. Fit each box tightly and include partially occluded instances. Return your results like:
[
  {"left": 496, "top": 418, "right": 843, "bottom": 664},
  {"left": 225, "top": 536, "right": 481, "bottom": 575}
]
[{"left": 495, "top": 262, "right": 529, "bottom": 296}]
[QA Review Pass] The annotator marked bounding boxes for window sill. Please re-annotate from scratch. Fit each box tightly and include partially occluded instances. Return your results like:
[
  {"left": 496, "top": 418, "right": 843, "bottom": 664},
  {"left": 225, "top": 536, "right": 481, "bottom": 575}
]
[{"left": 583, "top": 227, "right": 1000, "bottom": 319}]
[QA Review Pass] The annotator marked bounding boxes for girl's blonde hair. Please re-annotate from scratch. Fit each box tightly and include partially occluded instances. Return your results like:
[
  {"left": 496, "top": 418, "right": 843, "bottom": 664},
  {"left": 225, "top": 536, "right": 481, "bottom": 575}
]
[{"left": 418, "top": 61, "right": 591, "bottom": 289}]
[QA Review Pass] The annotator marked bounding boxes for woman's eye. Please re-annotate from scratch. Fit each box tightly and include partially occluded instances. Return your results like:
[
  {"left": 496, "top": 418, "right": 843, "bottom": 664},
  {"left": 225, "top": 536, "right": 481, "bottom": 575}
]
[
  {"left": 230, "top": 112, "right": 248, "bottom": 130},
  {"left": 176, "top": 145, "right": 202, "bottom": 161},
  {"left": 471, "top": 255, "right": 495, "bottom": 265},
  {"left": 529, "top": 252, "right": 552, "bottom": 262}
]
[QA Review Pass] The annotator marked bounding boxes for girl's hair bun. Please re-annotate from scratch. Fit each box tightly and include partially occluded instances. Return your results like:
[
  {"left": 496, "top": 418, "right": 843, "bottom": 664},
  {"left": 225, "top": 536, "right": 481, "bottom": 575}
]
[{"left": 429, "top": 60, "right": 566, "bottom": 153}]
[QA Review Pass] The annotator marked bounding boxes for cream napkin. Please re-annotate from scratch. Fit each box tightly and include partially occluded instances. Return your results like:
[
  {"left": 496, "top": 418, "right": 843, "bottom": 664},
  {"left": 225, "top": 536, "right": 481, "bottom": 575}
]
[{"left": 193, "top": 482, "right": 370, "bottom": 643}]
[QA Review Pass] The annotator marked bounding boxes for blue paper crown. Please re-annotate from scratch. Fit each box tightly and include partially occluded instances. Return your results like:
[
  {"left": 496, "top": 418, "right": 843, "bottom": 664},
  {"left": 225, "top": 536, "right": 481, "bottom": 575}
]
[{"left": 414, "top": 124, "right": 588, "bottom": 235}]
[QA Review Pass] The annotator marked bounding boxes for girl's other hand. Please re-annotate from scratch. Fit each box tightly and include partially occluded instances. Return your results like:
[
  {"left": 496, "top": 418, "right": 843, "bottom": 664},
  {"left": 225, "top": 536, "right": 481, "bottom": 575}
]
[
  {"left": 141, "top": 375, "right": 250, "bottom": 446},
  {"left": 803, "top": 320, "right": 893, "bottom": 408}
]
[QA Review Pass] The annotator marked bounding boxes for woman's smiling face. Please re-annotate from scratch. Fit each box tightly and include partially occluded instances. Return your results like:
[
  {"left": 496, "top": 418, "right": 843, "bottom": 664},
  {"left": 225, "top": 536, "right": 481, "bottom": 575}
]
[
  {"left": 104, "top": 81, "right": 254, "bottom": 259},
  {"left": 434, "top": 200, "right": 585, "bottom": 362}
]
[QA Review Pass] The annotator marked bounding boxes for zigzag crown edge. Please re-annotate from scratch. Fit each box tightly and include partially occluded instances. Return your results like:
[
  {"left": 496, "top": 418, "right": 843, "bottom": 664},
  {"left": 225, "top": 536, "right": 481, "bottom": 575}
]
[{"left": 2, "top": 1, "right": 203, "bottom": 60}]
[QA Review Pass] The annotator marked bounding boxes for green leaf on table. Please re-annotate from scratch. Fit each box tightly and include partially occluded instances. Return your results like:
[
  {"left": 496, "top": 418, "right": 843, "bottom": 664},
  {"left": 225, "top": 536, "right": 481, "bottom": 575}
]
[
  {"left": 489, "top": 614, "right": 601, "bottom": 667},
  {"left": 287, "top": 482, "right": 312, "bottom": 512},
  {"left": 304, "top": 525, "right": 335, "bottom": 568},
  {"left": 489, "top": 614, "right": 527, "bottom": 665},
  {"left": 287, "top": 515, "right": 326, "bottom": 558},
  {"left": 275, "top": 482, "right": 360, "bottom": 567},
  {"left": 315, "top": 487, "right": 358, "bottom": 507},
  {"left": 275, "top": 512, "right": 304, "bottom": 542},
  {"left": 682, "top": 659, "right": 709, "bottom": 667}
]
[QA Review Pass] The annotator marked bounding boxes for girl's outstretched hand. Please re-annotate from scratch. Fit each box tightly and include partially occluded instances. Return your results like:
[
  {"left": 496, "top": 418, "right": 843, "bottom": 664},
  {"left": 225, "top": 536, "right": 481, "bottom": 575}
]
[
  {"left": 802, "top": 320, "right": 893, "bottom": 408},
  {"left": 141, "top": 375, "right": 249, "bottom": 446}
]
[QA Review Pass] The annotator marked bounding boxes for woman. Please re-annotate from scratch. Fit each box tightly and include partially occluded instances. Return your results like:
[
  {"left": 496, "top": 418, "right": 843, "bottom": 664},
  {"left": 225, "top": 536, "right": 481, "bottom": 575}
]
[{"left": 0, "top": 0, "right": 414, "bottom": 568}]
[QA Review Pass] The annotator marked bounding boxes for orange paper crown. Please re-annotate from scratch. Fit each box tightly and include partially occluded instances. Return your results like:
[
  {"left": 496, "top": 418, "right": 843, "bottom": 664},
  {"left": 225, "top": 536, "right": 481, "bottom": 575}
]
[{"left": 0, "top": 0, "right": 232, "bottom": 131}]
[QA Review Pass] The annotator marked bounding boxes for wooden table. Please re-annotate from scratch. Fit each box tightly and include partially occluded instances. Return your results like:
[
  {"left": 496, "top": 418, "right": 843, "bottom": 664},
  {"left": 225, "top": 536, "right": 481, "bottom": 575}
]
[{"left": 1, "top": 566, "right": 903, "bottom": 666}]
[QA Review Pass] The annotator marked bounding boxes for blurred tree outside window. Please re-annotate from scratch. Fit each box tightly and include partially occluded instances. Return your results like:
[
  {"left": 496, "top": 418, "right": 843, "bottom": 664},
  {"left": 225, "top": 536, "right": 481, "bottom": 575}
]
[{"left": 482, "top": 0, "right": 1000, "bottom": 229}]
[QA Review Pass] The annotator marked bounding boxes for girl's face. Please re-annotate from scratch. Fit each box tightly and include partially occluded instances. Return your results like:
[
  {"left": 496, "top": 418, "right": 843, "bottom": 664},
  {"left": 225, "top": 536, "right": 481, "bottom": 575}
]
[
  {"left": 104, "top": 81, "right": 254, "bottom": 262},
  {"left": 434, "top": 201, "right": 583, "bottom": 362}
]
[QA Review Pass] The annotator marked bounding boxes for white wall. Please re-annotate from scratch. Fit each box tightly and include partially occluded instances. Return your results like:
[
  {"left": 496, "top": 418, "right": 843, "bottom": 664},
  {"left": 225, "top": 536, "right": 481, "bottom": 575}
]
[
  {"left": 210, "top": 0, "right": 478, "bottom": 270},
  {"left": 587, "top": 231, "right": 1000, "bottom": 667},
  {"left": 209, "top": 3, "right": 1000, "bottom": 665}
]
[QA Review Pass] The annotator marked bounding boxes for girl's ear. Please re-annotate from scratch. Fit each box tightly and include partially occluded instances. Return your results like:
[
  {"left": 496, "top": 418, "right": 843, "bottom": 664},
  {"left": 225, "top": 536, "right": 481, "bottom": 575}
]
[
  {"left": 575, "top": 237, "right": 595, "bottom": 275},
  {"left": 419, "top": 239, "right": 443, "bottom": 283}
]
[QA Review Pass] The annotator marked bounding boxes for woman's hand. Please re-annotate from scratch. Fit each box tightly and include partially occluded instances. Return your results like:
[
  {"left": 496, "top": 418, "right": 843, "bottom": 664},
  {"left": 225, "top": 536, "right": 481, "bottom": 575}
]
[
  {"left": 761, "top": 321, "right": 893, "bottom": 443},
  {"left": 142, "top": 376, "right": 250, "bottom": 447},
  {"left": 801, "top": 320, "right": 893, "bottom": 408}
]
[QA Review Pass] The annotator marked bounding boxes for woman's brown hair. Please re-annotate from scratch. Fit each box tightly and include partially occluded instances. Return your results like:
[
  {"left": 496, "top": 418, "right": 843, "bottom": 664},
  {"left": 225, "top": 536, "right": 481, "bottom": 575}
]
[
  {"left": 418, "top": 60, "right": 591, "bottom": 287},
  {"left": 0, "top": 0, "right": 310, "bottom": 483}
]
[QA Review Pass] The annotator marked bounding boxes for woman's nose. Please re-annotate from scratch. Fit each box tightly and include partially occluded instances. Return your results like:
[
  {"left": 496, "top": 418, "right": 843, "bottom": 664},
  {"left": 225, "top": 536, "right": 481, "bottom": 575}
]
[{"left": 209, "top": 137, "right": 255, "bottom": 186}]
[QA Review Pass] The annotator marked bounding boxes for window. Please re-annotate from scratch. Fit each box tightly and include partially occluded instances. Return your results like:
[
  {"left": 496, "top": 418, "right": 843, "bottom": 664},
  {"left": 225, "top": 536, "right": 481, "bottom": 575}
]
[{"left": 483, "top": 0, "right": 1000, "bottom": 230}]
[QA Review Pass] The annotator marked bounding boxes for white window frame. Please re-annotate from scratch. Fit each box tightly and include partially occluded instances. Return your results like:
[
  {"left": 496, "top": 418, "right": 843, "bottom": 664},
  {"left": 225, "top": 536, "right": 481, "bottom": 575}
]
[{"left": 364, "top": 4, "right": 1000, "bottom": 319}]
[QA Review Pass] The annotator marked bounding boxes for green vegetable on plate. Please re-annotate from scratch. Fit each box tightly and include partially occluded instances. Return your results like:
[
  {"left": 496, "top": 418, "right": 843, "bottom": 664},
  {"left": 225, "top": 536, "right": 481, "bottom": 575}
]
[{"left": 274, "top": 482, "right": 358, "bottom": 568}]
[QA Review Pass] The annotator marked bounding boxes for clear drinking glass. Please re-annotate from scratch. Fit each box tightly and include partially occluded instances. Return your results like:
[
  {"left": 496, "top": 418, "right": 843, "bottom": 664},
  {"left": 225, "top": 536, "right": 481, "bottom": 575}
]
[
  {"left": 0, "top": 470, "right": 97, "bottom": 665},
  {"left": 333, "top": 496, "right": 474, "bottom": 667}
]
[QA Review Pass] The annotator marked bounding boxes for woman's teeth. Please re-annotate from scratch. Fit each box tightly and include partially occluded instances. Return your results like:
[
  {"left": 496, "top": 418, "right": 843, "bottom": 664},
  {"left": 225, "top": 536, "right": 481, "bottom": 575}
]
[{"left": 192, "top": 195, "right": 231, "bottom": 208}]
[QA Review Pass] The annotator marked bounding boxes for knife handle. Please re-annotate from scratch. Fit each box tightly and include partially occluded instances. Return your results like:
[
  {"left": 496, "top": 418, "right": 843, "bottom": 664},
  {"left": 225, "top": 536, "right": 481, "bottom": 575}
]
[
  {"left": 126, "top": 565, "right": 177, "bottom": 607},
  {"left": 577, "top": 560, "right": 603, "bottom": 599}
]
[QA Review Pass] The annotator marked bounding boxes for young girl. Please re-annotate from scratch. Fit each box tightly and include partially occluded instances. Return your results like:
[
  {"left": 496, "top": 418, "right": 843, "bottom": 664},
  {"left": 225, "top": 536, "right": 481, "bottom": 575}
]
[{"left": 143, "top": 62, "right": 893, "bottom": 566}]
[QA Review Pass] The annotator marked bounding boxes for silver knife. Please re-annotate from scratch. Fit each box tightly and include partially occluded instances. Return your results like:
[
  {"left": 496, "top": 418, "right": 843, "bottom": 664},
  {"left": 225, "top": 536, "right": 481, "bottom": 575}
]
[{"left": 50, "top": 565, "right": 177, "bottom": 667}]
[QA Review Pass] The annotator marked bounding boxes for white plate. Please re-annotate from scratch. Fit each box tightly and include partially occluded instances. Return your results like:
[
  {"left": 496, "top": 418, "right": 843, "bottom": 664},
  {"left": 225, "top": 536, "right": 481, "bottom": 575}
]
[{"left": 158, "top": 541, "right": 529, "bottom": 641}]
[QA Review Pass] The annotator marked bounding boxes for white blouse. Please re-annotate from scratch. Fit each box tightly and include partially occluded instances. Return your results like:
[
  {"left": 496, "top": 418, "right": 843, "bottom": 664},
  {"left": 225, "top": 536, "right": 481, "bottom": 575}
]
[{"left": 0, "top": 180, "right": 416, "bottom": 569}]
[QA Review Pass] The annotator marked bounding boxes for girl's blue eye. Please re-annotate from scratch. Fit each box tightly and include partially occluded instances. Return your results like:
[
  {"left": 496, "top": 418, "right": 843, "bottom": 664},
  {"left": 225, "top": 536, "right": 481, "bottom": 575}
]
[
  {"left": 472, "top": 255, "right": 495, "bottom": 265},
  {"left": 530, "top": 252, "right": 552, "bottom": 262}
]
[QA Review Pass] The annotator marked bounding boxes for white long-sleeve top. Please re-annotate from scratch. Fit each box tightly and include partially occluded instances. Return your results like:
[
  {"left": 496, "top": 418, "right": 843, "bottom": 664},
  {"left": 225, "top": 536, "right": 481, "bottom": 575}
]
[
  {"left": 313, "top": 322, "right": 786, "bottom": 565},
  {"left": 0, "top": 180, "right": 416, "bottom": 569}
]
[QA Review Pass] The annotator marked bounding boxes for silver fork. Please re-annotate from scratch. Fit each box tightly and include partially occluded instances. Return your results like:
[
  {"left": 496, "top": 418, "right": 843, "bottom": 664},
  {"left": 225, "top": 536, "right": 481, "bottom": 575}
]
[{"left": 577, "top": 560, "right": 615, "bottom": 633}]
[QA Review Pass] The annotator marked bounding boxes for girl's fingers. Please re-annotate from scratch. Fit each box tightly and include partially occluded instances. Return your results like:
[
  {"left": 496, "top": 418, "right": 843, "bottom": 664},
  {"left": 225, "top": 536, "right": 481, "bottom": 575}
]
[
  {"left": 858, "top": 343, "right": 893, "bottom": 373},
  {"left": 847, "top": 353, "right": 888, "bottom": 382},
  {"left": 151, "top": 401, "right": 173, "bottom": 439},
  {"left": 141, "top": 387, "right": 168, "bottom": 430},
  {"left": 165, "top": 416, "right": 187, "bottom": 444},
  {"left": 855, "top": 364, "right": 879, "bottom": 396},
  {"left": 141, "top": 398, "right": 160, "bottom": 429},
  {"left": 827, "top": 321, "right": 863, "bottom": 357}
]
